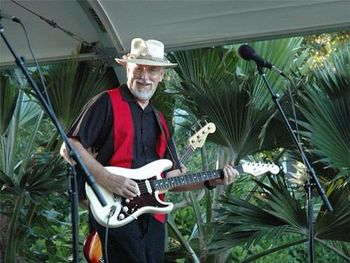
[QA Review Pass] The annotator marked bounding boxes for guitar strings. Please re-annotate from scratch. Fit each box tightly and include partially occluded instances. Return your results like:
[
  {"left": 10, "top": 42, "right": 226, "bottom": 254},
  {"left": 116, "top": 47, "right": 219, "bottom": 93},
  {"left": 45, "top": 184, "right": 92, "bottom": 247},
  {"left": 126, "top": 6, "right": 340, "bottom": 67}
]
[{"left": 133, "top": 169, "right": 224, "bottom": 195}]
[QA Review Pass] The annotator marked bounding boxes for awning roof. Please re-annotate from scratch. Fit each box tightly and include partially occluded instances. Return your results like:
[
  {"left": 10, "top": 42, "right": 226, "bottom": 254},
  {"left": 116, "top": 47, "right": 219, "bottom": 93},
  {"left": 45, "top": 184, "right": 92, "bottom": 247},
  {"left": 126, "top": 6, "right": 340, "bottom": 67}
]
[{"left": 1, "top": 0, "right": 349, "bottom": 67}]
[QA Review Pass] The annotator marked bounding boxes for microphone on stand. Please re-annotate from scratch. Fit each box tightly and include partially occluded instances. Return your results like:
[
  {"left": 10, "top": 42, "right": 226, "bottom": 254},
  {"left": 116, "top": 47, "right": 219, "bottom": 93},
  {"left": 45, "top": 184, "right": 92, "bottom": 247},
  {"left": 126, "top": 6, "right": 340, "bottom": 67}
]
[
  {"left": 0, "top": 10, "right": 21, "bottom": 23},
  {"left": 238, "top": 44, "right": 289, "bottom": 79}
]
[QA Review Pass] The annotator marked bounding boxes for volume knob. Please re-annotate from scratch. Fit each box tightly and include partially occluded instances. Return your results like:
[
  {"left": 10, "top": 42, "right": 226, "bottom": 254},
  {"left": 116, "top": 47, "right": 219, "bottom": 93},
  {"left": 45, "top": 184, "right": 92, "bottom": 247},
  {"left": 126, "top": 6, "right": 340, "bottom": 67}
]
[{"left": 118, "top": 213, "right": 125, "bottom": 220}]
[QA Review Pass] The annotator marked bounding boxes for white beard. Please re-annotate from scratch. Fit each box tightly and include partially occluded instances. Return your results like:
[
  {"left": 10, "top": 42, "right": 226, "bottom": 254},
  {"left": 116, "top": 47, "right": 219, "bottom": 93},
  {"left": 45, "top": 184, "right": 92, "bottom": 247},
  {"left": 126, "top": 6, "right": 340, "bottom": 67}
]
[{"left": 130, "top": 87, "right": 156, "bottom": 101}]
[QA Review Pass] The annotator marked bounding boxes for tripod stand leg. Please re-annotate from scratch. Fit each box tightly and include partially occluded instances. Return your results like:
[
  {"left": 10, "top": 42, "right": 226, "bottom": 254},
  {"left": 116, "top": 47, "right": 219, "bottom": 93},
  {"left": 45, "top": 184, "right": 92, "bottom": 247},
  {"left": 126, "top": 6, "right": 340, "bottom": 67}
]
[
  {"left": 305, "top": 181, "right": 315, "bottom": 263},
  {"left": 69, "top": 166, "right": 80, "bottom": 262}
]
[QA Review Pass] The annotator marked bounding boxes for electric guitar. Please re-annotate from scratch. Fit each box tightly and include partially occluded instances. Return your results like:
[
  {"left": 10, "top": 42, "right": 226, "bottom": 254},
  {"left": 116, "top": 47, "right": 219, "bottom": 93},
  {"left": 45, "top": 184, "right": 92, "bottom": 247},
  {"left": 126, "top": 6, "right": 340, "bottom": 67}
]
[
  {"left": 85, "top": 159, "right": 279, "bottom": 228},
  {"left": 83, "top": 121, "right": 216, "bottom": 262},
  {"left": 83, "top": 161, "right": 279, "bottom": 262}
]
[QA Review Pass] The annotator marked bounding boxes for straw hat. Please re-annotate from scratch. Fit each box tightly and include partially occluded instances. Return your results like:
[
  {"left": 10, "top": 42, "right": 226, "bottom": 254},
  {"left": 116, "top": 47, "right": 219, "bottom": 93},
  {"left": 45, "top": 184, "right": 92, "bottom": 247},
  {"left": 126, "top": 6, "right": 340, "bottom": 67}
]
[{"left": 115, "top": 38, "right": 177, "bottom": 68}]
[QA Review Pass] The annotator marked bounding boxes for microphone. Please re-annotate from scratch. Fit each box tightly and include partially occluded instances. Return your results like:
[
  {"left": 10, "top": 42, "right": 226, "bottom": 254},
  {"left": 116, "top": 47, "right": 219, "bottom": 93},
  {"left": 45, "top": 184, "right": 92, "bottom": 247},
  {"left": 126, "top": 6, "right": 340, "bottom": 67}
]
[
  {"left": 0, "top": 10, "right": 21, "bottom": 23},
  {"left": 238, "top": 44, "right": 289, "bottom": 79}
]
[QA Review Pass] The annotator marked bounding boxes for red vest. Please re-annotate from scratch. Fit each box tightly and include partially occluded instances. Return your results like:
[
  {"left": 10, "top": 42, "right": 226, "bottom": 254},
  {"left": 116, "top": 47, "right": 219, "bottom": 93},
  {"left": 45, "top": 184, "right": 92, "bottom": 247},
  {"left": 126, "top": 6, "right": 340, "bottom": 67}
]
[{"left": 107, "top": 88, "right": 169, "bottom": 223}]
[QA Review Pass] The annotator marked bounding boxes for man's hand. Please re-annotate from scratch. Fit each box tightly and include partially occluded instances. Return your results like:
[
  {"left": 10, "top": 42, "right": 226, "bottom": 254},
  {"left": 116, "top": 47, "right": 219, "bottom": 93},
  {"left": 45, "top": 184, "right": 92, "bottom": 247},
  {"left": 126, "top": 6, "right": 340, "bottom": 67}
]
[
  {"left": 104, "top": 173, "right": 140, "bottom": 200},
  {"left": 60, "top": 142, "right": 76, "bottom": 165},
  {"left": 208, "top": 161, "right": 239, "bottom": 187},
  {"left": 60, "top": 138, "right": 139, "bottom": 200},
  {"left": 166, "top": 164, "right": 187, "bottom": 178}
]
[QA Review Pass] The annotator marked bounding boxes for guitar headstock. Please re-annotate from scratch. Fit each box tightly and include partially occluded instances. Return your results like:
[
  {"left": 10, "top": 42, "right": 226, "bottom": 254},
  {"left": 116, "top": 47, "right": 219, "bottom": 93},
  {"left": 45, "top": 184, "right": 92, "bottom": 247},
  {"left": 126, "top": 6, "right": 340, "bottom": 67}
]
[
  {"left": 188, "top": 122, "right": 216, "bottom": 150},
  {"left": 240, "top": 162, "right": 280, "bottom": 176}
]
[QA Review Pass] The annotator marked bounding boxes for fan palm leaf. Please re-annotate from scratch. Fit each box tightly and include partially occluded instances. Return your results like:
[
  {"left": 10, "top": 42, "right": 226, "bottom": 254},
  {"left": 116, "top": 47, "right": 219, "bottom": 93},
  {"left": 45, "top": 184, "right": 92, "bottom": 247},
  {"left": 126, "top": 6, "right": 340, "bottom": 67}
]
[
  {"left": 33, "top": 56, "right": 118, "bottom": 129},
  {"left": 297, "top": 46, "right": 350, "bottom": 174},
  {"left": 209, "top": 176, "right": 350, "bottom": 261},
  {"left": 0, "top": 72, "right": 19, "bottom": 136},
  {"left": 0, "top": 72, "right": 67, "bottom": 261},
  {"left": 210, "top": 176, "right": 305, "bottom": 251},
  {"left": 168, "top": 38, "right": 306, "bottom": 161},
  {"left": 165, "top": 38, "right": 309, "bottom": 262},
  {"left": 315, "top": 181, "right": 350, "bottom": 242}
]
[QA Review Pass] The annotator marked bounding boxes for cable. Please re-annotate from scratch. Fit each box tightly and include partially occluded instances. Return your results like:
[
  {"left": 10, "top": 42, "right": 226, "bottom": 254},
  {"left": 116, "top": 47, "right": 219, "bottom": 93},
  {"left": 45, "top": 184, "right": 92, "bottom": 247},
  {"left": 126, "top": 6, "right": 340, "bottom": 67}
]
[
  {"left": 10, "top": 0, "right": 91, "bottom": 46},
  {"left": 18, "top": 21, "right": 53, "bottom": 111},
  {"left": 285, "top": 76, "right": 307, "bottom": 170},
  {"left": 286, "top": 81, "right": 301, "bottom": 143},
  {"left": 104, "top": 206, "right": 116, "bottom": 263},
  {"left": 104, "top": 224, "right": 110, "bottom": 263},
  {"left": 9, "top": 0, "right": 97, "bottom": 110}
]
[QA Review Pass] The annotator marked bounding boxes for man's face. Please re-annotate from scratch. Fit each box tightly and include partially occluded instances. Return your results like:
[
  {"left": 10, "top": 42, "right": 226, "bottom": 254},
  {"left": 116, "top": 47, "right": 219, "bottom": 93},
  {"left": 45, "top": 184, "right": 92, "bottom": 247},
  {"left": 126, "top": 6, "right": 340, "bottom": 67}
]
[{"left": 126, "top": 63, "right": 165, "bottom": 102}]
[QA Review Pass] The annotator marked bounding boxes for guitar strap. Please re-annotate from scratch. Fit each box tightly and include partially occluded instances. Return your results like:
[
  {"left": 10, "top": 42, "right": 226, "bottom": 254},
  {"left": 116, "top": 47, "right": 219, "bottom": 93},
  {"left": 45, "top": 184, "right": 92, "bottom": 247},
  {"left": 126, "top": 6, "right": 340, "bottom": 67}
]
[{"left": 152, "top": 106, "right": 179, "bottom": 170}]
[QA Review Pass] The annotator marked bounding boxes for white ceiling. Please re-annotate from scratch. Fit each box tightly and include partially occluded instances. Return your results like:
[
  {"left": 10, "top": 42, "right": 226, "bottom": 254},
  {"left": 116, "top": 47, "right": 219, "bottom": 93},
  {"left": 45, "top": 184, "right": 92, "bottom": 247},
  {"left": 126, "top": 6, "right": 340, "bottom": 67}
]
[{"left": 1, "top": 0, "right": 349, "bottom": 67}]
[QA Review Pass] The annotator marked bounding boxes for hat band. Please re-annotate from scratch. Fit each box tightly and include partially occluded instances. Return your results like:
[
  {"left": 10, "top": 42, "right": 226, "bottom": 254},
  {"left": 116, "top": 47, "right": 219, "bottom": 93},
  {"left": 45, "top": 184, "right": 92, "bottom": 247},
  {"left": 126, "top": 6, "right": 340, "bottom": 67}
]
[{"left": 124, "top": 53, "right": 170, "bottom": 63}]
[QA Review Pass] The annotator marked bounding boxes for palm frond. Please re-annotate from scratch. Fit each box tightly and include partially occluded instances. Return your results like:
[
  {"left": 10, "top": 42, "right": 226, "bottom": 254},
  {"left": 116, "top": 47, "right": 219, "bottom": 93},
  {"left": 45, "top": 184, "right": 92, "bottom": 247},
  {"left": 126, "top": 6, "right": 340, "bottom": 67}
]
[
  {"left": 168, "top": 38, "right": 306, "bottom": 161},
  {"left": 298, "top": 47, "right": 350, "bottom": 171},
  {"left": 20, "top": 153, "right": 67, "bottom": 203},
  {"left": 33, "top": 57, "right": 118, "bottom": 129},
  {"left": 208, "top": 176, "right": 306, "bottom": 252},
  {"left": 0, "top": 73, "right": 19, "bottom": 135},
  {"left": 315, "top": 180, "right": 350, "bottom": 242},
  {"left": 208, "top": 173, "right": 349, "bottom": 257}
]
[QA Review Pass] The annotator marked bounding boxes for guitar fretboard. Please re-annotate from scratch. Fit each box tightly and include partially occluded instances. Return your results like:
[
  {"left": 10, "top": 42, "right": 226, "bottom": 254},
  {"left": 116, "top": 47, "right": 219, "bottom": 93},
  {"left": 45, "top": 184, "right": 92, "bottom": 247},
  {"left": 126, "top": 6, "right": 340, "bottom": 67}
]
[
  {"left": 152, "top": 170, "right": 222, "bottom": 191},
  {"left": 152, "top": 165, "right": 244, "bottom": 191},
  {"left": 179, "top": 146, "right": 194, "bottom": 164}
]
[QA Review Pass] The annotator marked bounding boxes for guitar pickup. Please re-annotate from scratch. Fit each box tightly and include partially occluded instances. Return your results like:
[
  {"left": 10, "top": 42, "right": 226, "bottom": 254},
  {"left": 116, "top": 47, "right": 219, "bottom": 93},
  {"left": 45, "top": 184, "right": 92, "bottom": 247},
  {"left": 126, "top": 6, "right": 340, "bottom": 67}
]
[
  {"left": 145, "top": 180, "right": 152, "bottom": 194},
  {"left": 135, "top": 184, "right": 141, "bottom": 196}
]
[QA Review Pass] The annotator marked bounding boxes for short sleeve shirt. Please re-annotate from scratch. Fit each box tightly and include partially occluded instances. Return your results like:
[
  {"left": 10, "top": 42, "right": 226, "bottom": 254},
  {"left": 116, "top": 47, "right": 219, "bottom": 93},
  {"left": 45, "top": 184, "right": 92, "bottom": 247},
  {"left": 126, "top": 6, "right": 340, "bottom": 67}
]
[{"left": 68, "top": 85, "right": 180, "bottom": 198}]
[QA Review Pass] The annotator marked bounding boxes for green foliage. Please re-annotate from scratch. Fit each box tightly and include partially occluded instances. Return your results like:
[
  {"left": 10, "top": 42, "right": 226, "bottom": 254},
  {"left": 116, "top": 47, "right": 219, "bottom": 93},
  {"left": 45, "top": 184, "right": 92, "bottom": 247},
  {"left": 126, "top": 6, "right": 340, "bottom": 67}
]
[
  {"left": 0, "top": 55, "right": 119, "bottom": 261},
  {"left": 22, "top": 194, "right": 89, "bottom": 262},
  {"left": 229, "top": 234, "right": 349, "bottom": 263},
  {"left": 297, "top": 46, "right": 350, "bottom": 173},
  {"left": 208, "top": 176, "right": 349, "bottom": 261},
  {"left": 0, "top": 72, "right": 19, "bottom": 135},
  {"left": 0, "top": 150, "right": 67, "bottom": 261},
  {"left": 172, "top": 205, "right": 197, "bottom": 238},
  {"left": 315, "top": 182, "right": 350, "bottom": 242},
  {"left": 1, "top": 33, "right": 349, "bottom": 263},
  {"left": 32, "top": 58, "right": 118, "bottom": 129},
  {"left": 165, "top": 34, "right": 350, "bottom": 263},
  {"left": 210, "top": 176, "right": 304, "bottom": 252},
  {"left": 303, "top": 31, "right": 350, "bottom": 66},
  {"left": 168, "top": 38, "right": 306, "bottom": 162}
]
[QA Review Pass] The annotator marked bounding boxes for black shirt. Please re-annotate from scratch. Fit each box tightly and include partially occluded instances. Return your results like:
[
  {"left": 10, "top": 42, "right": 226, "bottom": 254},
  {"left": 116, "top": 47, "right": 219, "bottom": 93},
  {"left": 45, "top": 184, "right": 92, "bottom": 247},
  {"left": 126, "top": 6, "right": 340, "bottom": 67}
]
[{"left": 68, "top": 85, "right": 180, "bottom": 198}]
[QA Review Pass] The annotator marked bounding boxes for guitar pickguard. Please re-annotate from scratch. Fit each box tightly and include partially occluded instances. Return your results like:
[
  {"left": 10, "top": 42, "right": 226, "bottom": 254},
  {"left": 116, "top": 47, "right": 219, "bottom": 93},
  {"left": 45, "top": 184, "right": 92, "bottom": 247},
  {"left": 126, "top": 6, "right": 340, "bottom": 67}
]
[{"left": 114, "top": 176, "right": 170, "bottom": 221}]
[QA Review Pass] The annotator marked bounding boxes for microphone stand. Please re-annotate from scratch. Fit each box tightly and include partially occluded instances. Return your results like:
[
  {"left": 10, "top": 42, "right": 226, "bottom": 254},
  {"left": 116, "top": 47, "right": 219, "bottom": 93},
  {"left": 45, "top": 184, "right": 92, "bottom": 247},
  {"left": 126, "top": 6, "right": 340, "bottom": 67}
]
[
  {"left": 255, "top": 65, "right": 333, "bottom": 263},
  {"left": 0, "top": 23, "right": 107, "bottom": 262}
]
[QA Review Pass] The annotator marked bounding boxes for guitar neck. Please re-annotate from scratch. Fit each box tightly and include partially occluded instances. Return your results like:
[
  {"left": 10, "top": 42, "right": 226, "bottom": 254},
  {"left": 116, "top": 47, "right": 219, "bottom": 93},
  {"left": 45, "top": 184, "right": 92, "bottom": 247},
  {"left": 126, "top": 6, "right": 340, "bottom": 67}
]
[
  {"left": 153, "top": 165, "right": 244, "bottom": 191},
  {"left": 179, "top": 146, "right": 194, "bottom": 164}
]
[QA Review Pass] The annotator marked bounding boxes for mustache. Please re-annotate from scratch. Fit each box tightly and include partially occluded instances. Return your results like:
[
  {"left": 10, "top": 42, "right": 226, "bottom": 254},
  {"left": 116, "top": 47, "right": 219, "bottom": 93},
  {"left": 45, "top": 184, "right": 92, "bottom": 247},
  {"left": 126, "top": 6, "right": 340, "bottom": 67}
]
[{"left": 136, "top": 81, "right": 152, "bottom": 85}]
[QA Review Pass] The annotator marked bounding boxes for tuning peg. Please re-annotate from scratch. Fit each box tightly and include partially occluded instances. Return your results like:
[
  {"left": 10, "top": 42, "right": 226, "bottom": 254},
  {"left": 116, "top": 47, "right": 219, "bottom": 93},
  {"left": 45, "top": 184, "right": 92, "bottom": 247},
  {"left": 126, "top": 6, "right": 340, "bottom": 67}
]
[
  {"left": 200, "top": 115, "right": 208, "bottom": 123},
  {"left": 195, "top": 120, "right": 203, "bottom": 128},
  {"left": 190, "top": 124, "right": 198, "bottom": 132}
]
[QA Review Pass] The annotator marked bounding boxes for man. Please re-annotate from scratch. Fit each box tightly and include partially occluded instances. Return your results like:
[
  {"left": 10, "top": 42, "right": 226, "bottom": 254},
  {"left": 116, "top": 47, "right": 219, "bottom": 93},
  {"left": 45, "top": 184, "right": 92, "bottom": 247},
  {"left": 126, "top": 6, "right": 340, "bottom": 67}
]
[{"left": 60, "top": 38, "right": 238, "bottom": 263}]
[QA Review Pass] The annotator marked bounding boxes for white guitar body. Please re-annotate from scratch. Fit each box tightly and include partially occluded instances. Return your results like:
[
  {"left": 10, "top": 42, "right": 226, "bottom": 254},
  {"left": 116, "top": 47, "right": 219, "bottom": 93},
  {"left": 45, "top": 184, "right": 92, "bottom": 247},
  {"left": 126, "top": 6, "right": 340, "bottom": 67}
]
[{"left": 86, "top": 159, "right": 174, "bottom": 228}]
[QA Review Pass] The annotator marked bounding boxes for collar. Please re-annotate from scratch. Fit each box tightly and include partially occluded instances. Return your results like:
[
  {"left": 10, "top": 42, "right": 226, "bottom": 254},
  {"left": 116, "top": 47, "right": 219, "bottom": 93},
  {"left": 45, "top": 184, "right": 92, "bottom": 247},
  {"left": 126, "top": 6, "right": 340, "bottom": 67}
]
[
  {"left": 120, "top": 84, "right": 153, "bottom": 113},
  {"left": 120, "top": 84, "right": 135, "bottom": 102}
]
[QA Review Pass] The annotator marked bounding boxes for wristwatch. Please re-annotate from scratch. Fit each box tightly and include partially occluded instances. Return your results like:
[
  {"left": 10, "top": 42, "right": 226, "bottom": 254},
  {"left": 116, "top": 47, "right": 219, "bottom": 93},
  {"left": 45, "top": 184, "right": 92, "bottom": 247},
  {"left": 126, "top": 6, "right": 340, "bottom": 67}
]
[{"left": 204, "top": 180, "right": 216, "bottom": 190}]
